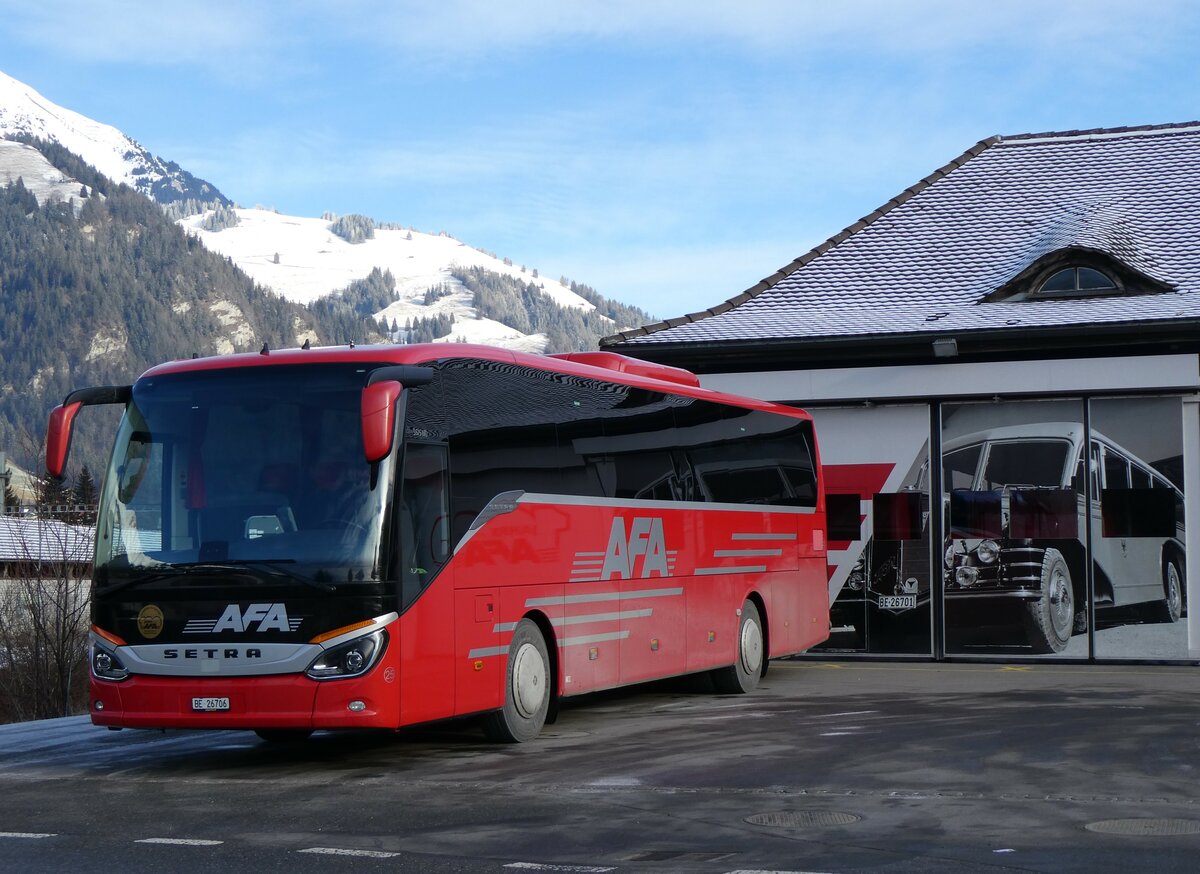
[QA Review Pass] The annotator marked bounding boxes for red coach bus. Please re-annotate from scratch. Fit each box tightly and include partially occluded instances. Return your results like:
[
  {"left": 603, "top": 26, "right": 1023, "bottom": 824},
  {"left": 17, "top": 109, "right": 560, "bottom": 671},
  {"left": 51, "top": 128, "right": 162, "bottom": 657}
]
[{"left": 47, "top": 344, "right": 829, "bottom": 742}]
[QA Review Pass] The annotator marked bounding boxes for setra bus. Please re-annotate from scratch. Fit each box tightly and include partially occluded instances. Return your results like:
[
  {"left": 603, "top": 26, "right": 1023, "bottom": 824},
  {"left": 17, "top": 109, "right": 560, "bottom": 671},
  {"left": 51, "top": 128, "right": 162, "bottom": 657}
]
[{"left": 47, "top": 343, "right": 829, "bottom": 742}]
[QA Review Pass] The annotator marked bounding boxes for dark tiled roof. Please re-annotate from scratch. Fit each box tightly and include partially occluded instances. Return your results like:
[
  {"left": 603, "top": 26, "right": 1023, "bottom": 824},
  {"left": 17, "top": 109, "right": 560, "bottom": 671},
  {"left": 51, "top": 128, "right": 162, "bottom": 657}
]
[{"left": 604, "top": 122, "right": 1200, "bottom": 347}]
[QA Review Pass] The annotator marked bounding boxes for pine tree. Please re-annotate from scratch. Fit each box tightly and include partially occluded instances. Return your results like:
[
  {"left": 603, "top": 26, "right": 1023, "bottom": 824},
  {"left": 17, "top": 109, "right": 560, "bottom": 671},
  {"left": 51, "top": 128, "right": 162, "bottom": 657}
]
[
  {"left": 36, "top": 475, "right": 72, "bottom": 521},
  {"left": 4, "top": 484, "right": 20, "bottom": 515},
  {"left": 71, "top": 465, "right": 98, "bottom": 524}
]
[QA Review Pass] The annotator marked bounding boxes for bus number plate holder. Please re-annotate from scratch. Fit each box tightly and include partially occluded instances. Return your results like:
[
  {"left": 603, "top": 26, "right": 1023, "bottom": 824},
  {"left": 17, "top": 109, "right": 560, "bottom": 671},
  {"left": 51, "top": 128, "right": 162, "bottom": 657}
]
[{"left": 192, "top": 697, "right": 230, "bottom": 712}]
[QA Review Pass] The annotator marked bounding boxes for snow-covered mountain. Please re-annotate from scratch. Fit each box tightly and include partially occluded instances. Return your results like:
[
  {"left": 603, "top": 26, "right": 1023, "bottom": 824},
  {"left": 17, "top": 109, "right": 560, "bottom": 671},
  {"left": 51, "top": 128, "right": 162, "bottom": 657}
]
[
  {"left": 0, "top": 69, "right": 227, "bottom": 207},
  {"left": 179, "top": 207, "right": 599, "bottom": 352},
  {"left": 1, "top": 69, "right": 649, "bottom": 353}
]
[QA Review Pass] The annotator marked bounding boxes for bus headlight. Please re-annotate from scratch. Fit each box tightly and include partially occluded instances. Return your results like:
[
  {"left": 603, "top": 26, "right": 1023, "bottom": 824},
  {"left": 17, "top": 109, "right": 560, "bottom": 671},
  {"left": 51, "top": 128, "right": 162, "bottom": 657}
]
[
  {"left": 306, "top": 629, "right": 387, "bottom": 680},
  {"left": 91, "top": 642, "right": 129, "bottom": 681},
  {"left": 975, "top": 540, "right": 1000, "bottom": 564}
]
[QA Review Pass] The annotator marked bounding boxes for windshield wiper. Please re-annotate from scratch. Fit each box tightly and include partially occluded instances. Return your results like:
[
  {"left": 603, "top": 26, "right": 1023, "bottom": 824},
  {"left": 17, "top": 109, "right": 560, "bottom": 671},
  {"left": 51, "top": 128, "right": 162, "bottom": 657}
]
[{"left": 99, "top": 560, "right": 335, "bottom": 596}]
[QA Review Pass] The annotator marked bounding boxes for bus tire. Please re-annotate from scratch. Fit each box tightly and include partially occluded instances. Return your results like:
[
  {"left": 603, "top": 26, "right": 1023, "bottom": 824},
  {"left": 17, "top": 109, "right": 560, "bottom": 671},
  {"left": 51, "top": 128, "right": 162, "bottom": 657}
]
[
  {"left": 1152, "top": 555, "right": 1184, "bottom": 623},
  {"left": 254, "top": 729, "right": 313, "bottom": 743},
  {"left": 1022, "top": 549, "right": 1073, "bottom": 654},
  {"left": 711, "top": 600, "right": 763, "bottom": 694},
  {"left": 483, "top": 619, "right": 550, "bottom": 743}
]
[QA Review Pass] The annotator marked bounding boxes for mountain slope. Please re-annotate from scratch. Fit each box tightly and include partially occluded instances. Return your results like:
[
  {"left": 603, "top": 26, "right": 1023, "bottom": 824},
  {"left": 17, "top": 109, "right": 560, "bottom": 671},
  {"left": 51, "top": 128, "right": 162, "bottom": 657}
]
[
  {"left": 180, "top": 206, "right": 654, "bottom": 352},
  {"left": 0, "top": 70, "right": 228, "bottom": 207},
  {"left": 0, "top": 141, "right": 381, "bottom": 473},
  {"left": 0, "top": 68, "right": 655, "bottom": 355}
]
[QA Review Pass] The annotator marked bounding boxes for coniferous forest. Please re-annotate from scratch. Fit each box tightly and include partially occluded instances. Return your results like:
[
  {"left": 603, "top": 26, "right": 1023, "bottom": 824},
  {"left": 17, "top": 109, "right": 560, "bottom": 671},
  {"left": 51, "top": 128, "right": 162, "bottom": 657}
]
[
  {"left": 0, "top": 139, "right": 655, "bottom": 479},
  {"left": 0, "top": 140, "right": 382, "bottom": 474}
]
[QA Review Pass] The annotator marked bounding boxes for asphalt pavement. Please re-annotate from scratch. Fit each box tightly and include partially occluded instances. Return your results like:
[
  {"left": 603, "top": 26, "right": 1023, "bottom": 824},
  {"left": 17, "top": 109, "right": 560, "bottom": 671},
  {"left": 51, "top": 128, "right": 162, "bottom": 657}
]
[{"left": 1, "top": 660, "right": 1198, "bottom": 873}]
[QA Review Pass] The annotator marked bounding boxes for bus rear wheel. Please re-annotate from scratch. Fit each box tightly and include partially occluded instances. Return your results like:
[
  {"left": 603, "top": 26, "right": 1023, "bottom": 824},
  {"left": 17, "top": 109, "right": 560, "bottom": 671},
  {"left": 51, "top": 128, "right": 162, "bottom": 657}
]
[
  {"left": 1152, "top": 555, "right": 1184, "bottom": 623},
  {"left": 711, "top": 600, "right": 763, "bottom": 694},
  {"left": 483, "top": 619, "right": 550, "bottom": 743}
]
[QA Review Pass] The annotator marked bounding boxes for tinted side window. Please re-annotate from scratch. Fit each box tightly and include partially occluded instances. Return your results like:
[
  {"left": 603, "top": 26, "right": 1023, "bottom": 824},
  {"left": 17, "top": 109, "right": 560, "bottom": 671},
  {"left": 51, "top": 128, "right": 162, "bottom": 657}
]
[
  {"left": 684, "top": 402, "right": 818, "bottom": 507},
  {"left": 943, "top": 445, "right": 981, "bottom": 491},
  {"left": 439, "top": 360, "right": 575, "bottom": 544},
  {"left": 1103, "top": 449, "right": 1129, "bottom": 489}
]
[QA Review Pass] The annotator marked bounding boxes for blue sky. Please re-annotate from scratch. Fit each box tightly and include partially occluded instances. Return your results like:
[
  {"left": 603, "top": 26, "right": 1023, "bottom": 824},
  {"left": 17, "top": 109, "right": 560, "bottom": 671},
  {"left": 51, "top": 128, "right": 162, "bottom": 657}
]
[{"left": 2, "top": 0, "right": 1199, "bottom": 318}]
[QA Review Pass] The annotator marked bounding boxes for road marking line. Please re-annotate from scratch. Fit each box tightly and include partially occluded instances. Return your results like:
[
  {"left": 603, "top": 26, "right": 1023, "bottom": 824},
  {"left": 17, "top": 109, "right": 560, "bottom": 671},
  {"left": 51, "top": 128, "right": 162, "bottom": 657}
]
[
  {"left": 999, "top": 666, "right": 1033, "bottom": 672},
  {"left": 299, "top": 847, "right": 401, "bottom": 858},
  {"left": 724, "top": 870, "right": 836, "bottom": 874},
  {"left": 0, "top": 832, "right": 56, "bottom": 839},
  {"left": 505, "top": 864, "right": 617, "bottom": 873},
  {"left": 136, "top": 838, "right": 224, "bottom": 846}
]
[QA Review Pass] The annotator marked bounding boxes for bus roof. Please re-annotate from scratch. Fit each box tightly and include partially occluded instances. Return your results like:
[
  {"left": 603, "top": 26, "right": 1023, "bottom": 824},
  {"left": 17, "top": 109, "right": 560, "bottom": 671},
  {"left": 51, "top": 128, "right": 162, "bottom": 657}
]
[{"left": 137, "top": 343, "right": 812, "bottom": 422}]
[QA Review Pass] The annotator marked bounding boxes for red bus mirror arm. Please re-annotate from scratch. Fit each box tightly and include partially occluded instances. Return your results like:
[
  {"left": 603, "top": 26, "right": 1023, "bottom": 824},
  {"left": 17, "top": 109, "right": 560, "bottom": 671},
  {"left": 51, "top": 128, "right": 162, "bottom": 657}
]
[
  {"left": 45, "top": 385, "right": 133, "bottom": 478},
  {"left": 361, "top": 365, "right": 433, "bottom": 464}
]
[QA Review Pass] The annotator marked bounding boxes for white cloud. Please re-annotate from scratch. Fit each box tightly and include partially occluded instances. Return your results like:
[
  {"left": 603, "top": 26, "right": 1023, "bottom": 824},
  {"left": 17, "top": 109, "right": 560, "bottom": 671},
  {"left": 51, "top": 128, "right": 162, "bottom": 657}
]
[
  {"left": 4, "top": 1, "right": 1194, "bottom": 74},
  {"left": 0, "top": 1, "right": 277, "bottom": 70}
]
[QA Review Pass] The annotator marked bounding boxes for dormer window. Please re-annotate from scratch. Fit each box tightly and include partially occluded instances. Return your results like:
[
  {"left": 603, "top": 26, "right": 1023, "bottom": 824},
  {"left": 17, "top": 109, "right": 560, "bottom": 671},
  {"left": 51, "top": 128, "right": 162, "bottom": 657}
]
[
  {"left": 1036, "top": 266, "right": 1119, "bottom": 297},
  {"left": 981, "top": 247, "right": 1173, "bottom": 304}
]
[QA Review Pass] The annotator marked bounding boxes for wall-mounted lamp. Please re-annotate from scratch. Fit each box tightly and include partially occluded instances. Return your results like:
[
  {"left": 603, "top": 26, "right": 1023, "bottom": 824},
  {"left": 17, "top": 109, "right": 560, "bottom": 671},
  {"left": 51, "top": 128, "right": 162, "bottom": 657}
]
[{"left": 932, "top": 338, "right": 958, "bottom": 358}]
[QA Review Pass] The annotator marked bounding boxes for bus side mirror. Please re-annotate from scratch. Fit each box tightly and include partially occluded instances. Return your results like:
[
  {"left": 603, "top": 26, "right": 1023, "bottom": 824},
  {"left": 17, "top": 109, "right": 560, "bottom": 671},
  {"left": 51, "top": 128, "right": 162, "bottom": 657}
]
[
  {"left": 45, "top": 385, "right": 133, "bottom": 478},
  {"left": 46, "top": 402, "right": 83, "bottom": 478},
  {"left": 362, "top": 381, "right": 402, "bottom": 463}
]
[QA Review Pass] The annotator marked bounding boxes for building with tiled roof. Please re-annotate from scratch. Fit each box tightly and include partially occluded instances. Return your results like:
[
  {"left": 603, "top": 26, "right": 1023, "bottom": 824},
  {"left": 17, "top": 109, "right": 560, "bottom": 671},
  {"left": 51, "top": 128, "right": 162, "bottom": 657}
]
[
  {"left": 604, "top": 122, "right": 1200, "bottom": 371},
  {"left": 606, "top": 123, "right": 1200, "bottom": 664}
]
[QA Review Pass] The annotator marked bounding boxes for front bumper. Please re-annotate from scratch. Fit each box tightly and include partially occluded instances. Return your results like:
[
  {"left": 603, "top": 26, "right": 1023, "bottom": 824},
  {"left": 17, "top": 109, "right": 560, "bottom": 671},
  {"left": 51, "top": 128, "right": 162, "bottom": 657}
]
[
  {"left": 944, "top": 545, "right": 1046, "bottom": 601},
  {"left": 90, "top": 665, "right": 396, "bottom": 731}
]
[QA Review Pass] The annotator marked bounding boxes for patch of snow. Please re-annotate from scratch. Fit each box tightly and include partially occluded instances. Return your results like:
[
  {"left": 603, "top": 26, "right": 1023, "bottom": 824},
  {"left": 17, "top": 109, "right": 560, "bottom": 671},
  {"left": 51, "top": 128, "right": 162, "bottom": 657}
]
[
  {"left": 179, "top": 208, "right": 597, "bottom": 311},
  {"left": 0, "top": 69, "right": 218, "bottom": 204},
  {"left": 0, "top": 140, "right": 89, "bottom": 209}
]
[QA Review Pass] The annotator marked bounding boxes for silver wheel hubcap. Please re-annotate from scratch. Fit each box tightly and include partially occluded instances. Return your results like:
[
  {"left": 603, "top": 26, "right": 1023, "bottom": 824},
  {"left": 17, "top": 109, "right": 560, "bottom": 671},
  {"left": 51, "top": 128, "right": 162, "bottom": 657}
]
[
  {"left": 1048, "top": 565, "right": 1072, "bottom": 637},
  {"left": 739, "top": 616, "right": 763, "bottom": 675},
  {"left": 511, "top": 642, "right": 546, "bottom": 719},
  {"left": 1167, "top": 564, "right": 1182, "bottom": 616}
]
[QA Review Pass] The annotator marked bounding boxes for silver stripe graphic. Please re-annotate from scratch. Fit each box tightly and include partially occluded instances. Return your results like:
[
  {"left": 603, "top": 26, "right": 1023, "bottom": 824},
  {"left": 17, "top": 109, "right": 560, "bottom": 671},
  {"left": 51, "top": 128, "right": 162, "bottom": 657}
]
[
  {"left": 526, "top": 587, "right": 684, "bottom": 607},
  {"left": 694, "top": 565, "right": 768, "bottom": 576},
  {"left": 469, "top": 646, "right": 509, "bottom": 658},
  {"left": 714, "top": 548, "right": 783, "bottom": 557},
  {"left": 518, "top": 492, "right": 816, "bottom": 515},
  {"left": 552, "top": 609, "right": 652, "bottom": 627},
  {"left": 733, "top": 532, "right": 798, "bottom": 541},
  {"left": 493, "top": 621, "right": 519, "bottom": 633},
  {"left": 557, "top": 631, "right": 630, "bottom": 647}
]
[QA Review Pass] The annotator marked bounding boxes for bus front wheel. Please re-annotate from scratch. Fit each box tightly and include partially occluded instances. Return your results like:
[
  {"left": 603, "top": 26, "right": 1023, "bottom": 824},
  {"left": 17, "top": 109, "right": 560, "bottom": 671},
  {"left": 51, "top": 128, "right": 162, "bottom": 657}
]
[
  {"left": 483, "top": 619, "right": 550, "bottom": 743},
  {"left": 1022, "top": 549, "right": 1073, "bottom": 654},
  {"left": 711, "top": 600, "right": 763, "bottom": 694}
]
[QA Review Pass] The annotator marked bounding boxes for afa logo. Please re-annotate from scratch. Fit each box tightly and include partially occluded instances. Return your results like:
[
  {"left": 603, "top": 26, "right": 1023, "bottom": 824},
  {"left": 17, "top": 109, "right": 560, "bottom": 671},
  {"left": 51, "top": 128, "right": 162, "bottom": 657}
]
[
  {"left": 601, "top": 517, "right": 670, "bottom": 580},
  {"left": 213, "top": 602, "right": 292, "bottom": 633}
]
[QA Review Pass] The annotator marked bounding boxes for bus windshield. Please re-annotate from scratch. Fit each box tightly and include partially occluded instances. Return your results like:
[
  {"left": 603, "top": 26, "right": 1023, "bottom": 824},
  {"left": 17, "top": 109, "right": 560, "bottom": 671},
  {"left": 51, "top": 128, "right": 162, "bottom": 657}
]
[{"left": 93, "top": 363, "right": 394, "bottom": 592}]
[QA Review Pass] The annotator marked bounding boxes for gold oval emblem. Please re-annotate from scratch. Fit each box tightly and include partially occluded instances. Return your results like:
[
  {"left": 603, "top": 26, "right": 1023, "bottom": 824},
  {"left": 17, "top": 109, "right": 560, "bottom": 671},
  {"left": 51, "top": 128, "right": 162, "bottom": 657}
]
[{"left": 137, "top": 605, "right": 164, "bottom": 639}]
